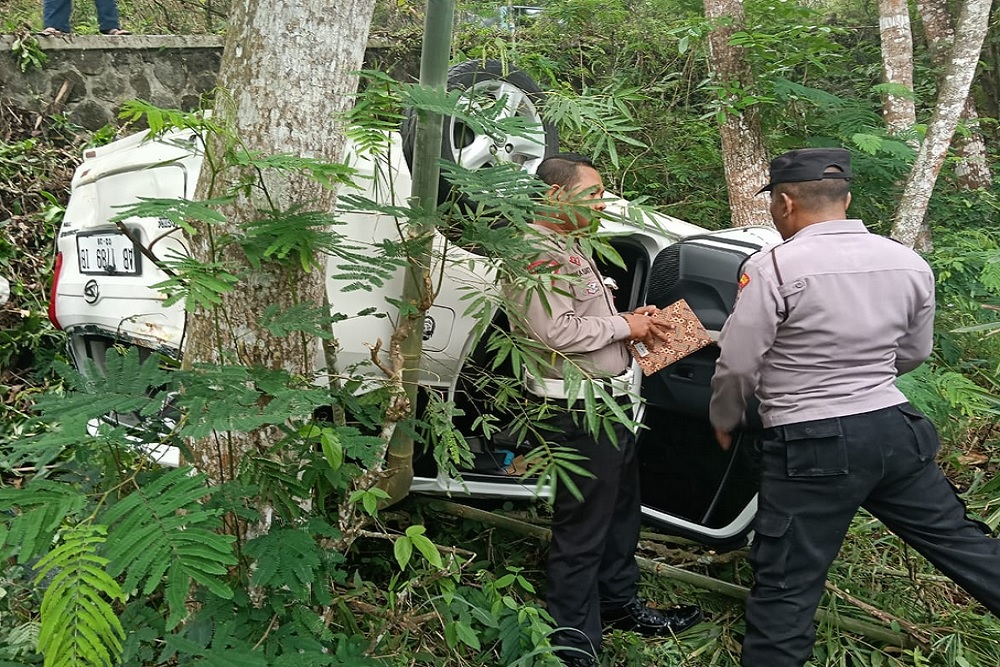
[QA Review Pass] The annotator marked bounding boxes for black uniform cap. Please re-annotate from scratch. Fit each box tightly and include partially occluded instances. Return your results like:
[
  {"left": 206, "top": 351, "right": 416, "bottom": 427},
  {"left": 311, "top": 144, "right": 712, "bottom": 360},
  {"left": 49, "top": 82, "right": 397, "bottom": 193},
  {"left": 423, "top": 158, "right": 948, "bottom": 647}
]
[{"left": 756, "top": 147, "right": 852, "bottom": 195}]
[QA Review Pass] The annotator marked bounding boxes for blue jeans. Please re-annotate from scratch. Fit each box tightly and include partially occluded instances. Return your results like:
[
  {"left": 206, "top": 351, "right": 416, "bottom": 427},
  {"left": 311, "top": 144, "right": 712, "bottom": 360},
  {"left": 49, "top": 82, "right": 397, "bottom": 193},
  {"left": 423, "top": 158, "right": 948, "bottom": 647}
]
[{"left": 43, "top": 0, "right": 121, "bottom": 33}]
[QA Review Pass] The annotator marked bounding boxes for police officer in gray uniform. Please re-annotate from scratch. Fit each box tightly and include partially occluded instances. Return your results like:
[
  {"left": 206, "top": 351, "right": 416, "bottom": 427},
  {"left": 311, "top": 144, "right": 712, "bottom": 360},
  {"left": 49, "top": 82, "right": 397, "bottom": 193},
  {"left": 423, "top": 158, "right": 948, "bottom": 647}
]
[
  {"left": 507, "top": 153, "right": 702, "bottom": 667},
  {"left": 710, "top": 147, "right": 1000, "bottom": 667}
]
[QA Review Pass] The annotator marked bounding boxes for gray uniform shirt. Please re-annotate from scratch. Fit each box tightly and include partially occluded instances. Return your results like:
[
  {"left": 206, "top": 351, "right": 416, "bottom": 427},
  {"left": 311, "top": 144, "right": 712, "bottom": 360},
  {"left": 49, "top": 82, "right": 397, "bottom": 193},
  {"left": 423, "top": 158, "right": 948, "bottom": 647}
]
[
  {"left": 710, "top": 219, "right": 935, "bottom": 430},
  {"left": 506, "top": 224, "right": 631, "bottom": 379}
]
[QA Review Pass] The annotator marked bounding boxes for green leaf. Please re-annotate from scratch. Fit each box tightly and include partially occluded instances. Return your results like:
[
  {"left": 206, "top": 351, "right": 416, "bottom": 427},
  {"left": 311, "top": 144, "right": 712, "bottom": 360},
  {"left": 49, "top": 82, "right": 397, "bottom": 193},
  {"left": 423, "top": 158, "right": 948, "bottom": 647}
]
[
  {"left": 0, "top": 481, "right": 88, "bottom": 564},
  {"left": 243, "top": 527, "right": 326, "bottom": 599},
  {"left": 394, "top": 535, "right": 413, "bottom": 570},
  {"left": 851, "top": 133, "right": 883, "bottom": 155},
  {"left": 348, "top": 487, "right": 390, "bottom": 517},
  {"left": 453, "top": 620, "right": 481, "bottom": 650},
  {"left": 410, "top": 533, "right": 443, "bottom": 569},
  {"left": 25, "top": 347, "right": 174, "bottom": 439},
  {"left": 100, "top": 467, "right": 236, "bottom": 628},
  {"left": 108, "top": 196, "right": 230, "bottom": 236},
  {"left": 34, "top": 523, "right": 125, "bottom": 667},
  {"left": 258, "top": 302, "right": 342, "bottom": 339},
  {"left": 151, "top": 251, "right": 241, "bottom": 312},
  {"left": 321, "top": 429, "right": 344, "bottom": 471}
]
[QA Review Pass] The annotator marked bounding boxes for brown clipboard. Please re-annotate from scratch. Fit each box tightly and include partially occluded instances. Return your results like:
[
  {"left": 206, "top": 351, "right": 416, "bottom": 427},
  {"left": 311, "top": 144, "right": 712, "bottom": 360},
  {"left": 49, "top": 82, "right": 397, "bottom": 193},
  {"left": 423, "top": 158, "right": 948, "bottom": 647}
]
[{"left": 626, "top": 299, "right": 714, "bottom": 376}]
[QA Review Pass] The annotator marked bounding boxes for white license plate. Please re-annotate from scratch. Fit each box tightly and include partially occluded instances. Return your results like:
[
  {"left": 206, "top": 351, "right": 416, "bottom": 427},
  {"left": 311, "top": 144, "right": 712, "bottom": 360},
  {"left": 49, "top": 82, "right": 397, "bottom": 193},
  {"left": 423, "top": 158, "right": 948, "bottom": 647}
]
[{"left": 77, "top": 232, "right": 141, "bottom": 276}]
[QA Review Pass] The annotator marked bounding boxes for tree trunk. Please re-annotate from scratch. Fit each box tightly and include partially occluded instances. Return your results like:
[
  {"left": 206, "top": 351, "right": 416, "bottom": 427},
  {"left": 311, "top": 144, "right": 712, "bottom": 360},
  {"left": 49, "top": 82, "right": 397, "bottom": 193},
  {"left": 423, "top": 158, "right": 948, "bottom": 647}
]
[
  {"left": 915, "top": 0, "right": 993, "bottom": 189},
  {"left": 183, "top": 0, "right": 376, "bottom": 512},
  {"left": 878, "top": 0, "right": 917, "bottom": 135},
  {"left": 703, "top": 0, "right": 772, "bottom": 228},
  {"left": 892, "top": 0, "right": 993, "bottom": 250}
]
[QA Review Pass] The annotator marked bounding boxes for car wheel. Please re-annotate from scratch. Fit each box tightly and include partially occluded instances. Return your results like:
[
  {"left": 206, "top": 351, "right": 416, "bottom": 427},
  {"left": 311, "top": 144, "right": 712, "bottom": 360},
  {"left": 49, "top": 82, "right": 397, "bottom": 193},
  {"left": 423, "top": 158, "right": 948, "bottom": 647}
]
[{"left": 402, "top": 59, "right": 559, "bottom": 205}]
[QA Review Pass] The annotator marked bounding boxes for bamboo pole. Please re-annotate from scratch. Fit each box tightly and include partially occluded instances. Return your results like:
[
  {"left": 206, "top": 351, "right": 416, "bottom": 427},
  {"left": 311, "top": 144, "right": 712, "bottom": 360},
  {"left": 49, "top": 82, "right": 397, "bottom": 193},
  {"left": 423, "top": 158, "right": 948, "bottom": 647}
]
[
  {"left": 424, "top": 499, "right": 918, "bottom": 649},
  {"left": 381, "top": 0, "right": 455, "bottom": 506}
]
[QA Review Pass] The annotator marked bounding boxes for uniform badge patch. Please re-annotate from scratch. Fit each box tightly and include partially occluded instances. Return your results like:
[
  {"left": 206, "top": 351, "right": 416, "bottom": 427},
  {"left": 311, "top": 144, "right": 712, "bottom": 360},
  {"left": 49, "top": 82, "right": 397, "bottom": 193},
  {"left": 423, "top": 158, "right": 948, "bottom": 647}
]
[
  {"left": 738, "top": 272, "right": 751, "bottom": 290},
  {"left": 569, "top": 255, "right": 582, "bottom": 266},
  {"left": 585, "top": 281, "right": 600, "bottom": 295}
]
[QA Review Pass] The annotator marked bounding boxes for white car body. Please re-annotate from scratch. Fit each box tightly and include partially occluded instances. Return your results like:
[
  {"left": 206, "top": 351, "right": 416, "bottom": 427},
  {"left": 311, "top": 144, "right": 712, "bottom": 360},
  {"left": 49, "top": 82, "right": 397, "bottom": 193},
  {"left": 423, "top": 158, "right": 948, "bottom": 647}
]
[{"left": 51, "top": 125, "right": 779, "bottom": 549}]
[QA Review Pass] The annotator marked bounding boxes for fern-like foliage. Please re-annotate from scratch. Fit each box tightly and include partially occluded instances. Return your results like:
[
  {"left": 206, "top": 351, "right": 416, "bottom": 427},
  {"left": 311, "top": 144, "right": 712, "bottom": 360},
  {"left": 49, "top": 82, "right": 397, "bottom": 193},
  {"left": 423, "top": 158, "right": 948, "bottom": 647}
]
[
  {"left": 345, "top": 70, "right": 407, "bottom": 157},
  {"left": 108, "top": 196, "right": 231, "bottom": 237},
  {"left": 420, "top": 391, "right": 475, "bottom": 482},
  {"left": 117, "top": 100, "right": 227, "bottom": 141},
  {"left": 0, "top": 480, "right": 87, "bottom": 564},
  {"left": 151, "top": 250, "right": 243, "bottom": 312},
  {"left": 402, "top": 84, "right": 542, "bottom": 146},
  {"left": 33, "top": 348, "right": 174, "bottom": 434},
  {"left": 898, "top": 364, "right": 1000, "bottom": 441},
  {"left": 257, "top": 302, "right": 344, "bottom": 340},
  {"left": 99, "top": 467, "right": 237, "bottom": 629},
  {"left": 34, "top": 523, "right": 126, "bottom": 667},
  {"left": 543, "top": 84, "right": 647, "bottom": 168},
  {"left": 173, "top": 364, "right": 332, "bottom": 439},
  {"left": 229, "top": 149, "right": 357, "bottom": 191},
  {"left": 439, "top": 161, "right": 544, "bottom": 225},
  {"left": 0, "top": 620, "right": 40, "bottom": 661},
  {"left": 242, "top": 523, "right": 328, "bottom": 600},
  {"left": 237, "top": 207, "right": 347, "bottom": 272}
]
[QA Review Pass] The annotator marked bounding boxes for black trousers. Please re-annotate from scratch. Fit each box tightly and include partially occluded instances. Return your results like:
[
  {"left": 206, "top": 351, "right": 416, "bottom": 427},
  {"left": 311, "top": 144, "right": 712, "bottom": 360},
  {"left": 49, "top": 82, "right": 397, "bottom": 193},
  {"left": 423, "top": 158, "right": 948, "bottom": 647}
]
[
  {"left": 743, "top": 403, "right": 1000, "bottom": 667},
  {"left": 545, "top": 408, "right": 641, "bottom": 657}
]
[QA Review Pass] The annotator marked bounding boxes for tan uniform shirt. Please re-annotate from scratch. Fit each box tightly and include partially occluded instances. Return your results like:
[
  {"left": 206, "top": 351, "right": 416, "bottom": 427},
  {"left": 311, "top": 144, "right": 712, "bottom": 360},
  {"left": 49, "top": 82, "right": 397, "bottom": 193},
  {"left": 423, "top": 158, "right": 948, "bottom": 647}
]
[
  {"left": 507, "top": 224, "right": 631, "bottom": 379},
  {"left": 710, "top": 219, "right": 935, "bottom": 430}
]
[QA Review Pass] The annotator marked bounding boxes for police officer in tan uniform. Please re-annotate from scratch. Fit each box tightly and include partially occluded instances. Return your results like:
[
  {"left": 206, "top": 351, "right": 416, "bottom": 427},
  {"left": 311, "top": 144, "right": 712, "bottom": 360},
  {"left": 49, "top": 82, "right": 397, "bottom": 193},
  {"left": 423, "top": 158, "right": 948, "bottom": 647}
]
[
  {"left": 710, "top": 147, "right": 1000, "bottom": 667},
  {"left": 507, "top": 153, "right": 702, "bottom": 667}
]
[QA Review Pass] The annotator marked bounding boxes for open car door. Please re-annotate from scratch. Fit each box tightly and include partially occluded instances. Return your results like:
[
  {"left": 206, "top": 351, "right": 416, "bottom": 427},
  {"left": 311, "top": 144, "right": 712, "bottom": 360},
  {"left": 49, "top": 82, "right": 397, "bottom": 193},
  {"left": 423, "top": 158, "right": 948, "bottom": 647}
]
[{"left": 635, "top": 232, "right": 774, "bottom": 551}]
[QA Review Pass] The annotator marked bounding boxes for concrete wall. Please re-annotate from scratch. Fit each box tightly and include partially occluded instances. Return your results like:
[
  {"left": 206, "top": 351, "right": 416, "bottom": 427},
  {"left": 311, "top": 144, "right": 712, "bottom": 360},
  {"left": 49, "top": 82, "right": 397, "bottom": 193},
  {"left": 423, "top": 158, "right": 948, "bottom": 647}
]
[{"left": 0, "top": 35, "right": 417, "bottom": 130}]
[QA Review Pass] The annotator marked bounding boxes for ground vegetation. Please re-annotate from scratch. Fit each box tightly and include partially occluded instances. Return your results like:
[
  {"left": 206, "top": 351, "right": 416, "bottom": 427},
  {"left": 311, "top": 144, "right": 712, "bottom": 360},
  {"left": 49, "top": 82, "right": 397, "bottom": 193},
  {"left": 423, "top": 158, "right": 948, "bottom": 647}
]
[{"left": 1, "top": 0, "right": 1000, "bottom": 665}]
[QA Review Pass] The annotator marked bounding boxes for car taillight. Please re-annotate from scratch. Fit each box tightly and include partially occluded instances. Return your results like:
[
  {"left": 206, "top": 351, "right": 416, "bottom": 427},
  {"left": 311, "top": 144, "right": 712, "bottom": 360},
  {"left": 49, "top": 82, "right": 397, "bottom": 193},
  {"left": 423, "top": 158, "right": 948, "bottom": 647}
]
[{"left": 48, "top": 251, "right": 63, "bottom": 330}]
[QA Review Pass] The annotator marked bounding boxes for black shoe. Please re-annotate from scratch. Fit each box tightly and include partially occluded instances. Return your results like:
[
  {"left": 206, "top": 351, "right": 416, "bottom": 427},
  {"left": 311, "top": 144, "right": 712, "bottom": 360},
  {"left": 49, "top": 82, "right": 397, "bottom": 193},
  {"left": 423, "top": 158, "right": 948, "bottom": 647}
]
[{"left": 602, "top": 596, "right": 703, "bottom": 636}]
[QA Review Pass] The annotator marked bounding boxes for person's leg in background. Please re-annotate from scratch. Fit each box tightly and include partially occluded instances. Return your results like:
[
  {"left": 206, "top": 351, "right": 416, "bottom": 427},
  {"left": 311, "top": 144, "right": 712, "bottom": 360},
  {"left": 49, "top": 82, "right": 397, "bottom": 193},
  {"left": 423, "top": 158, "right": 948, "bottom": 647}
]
[
  {"left": 42, "top": 0, "right": 73, "bottom": 33},
  {"left": 94, "top": 0, "right": 125, "bottom": 34}
]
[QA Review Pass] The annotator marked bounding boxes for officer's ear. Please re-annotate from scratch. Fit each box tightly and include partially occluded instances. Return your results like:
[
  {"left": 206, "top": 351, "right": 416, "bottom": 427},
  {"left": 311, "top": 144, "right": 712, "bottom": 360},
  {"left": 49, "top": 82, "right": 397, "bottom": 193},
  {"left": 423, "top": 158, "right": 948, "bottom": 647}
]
[
  {"left": 546, "top": 183, "right": 566, "bottom": 202},
  {"left": 771, "top": 190, "right": 789, "bottom": 218}
]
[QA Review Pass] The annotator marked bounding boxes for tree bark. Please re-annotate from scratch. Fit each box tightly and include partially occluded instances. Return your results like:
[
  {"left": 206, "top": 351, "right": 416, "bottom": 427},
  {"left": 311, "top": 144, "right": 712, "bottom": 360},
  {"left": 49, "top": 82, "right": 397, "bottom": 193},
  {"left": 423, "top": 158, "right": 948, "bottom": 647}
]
[
  {"left": 915, "top": 0, "right": 993, "bottom": 189},
  {"left": 183, "top": 0, "right": 376, "bottom": 507},
  {"left": 878, "top": 0, "right": 917, "bottom": 135},
  {"left": 892, "top": 0, "right": 994, "bottom": 250},
  {"left": 703, "top": 0, "right": 772, "bottom": 228}
]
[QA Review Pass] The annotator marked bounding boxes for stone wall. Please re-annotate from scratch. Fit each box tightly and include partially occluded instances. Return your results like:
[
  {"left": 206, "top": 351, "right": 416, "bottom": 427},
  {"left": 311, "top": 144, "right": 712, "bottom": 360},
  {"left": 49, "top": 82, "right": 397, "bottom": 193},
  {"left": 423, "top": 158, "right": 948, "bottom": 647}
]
[{"left": 0, "top": 35, "right": 418, "bottom": 130}]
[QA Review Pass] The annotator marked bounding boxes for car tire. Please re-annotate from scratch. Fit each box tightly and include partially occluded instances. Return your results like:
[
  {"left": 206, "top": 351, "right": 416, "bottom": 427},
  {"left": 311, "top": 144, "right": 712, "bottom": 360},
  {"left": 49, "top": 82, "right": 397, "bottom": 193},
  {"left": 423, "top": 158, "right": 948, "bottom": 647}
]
[{"left": 401, "top": 59, "right": 559, "bottom": 206}]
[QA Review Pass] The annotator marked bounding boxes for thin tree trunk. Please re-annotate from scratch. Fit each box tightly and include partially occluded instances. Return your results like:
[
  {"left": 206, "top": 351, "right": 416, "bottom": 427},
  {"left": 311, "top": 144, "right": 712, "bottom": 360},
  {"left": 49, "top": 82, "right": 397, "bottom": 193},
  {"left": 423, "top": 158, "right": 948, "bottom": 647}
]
[
  {"left": 183, "top": 0, "right": 376, "bottom": 532},
  {"left": 915, "top": 0, "right": 993, "bottom": 189},
  {"left": 703, "top": 0, "right": 771, "bottom": 228},
  {"left": 892, "top": 0, "right": 994, "bottom": 250},
  {"left": 878, "top": 0, "right": 917, "bottom": 135}
]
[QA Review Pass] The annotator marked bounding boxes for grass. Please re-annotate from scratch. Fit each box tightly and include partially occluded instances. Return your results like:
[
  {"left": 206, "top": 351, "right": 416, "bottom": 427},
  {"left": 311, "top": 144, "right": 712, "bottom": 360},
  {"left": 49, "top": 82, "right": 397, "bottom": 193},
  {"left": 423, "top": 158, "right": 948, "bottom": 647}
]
[{"left": 416, "top": 494, "right": 1000, "bottom": 665}]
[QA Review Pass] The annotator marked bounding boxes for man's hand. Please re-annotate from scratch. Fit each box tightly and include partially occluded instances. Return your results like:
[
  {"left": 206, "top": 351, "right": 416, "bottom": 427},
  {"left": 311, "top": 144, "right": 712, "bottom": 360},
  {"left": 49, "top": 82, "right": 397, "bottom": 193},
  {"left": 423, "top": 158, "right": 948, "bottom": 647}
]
[
  {"left": 622, "top": 306, "right": 672, "bottom": 344},
  {"left": 715, "top": 429, "right": 732, "bottom": 451}
]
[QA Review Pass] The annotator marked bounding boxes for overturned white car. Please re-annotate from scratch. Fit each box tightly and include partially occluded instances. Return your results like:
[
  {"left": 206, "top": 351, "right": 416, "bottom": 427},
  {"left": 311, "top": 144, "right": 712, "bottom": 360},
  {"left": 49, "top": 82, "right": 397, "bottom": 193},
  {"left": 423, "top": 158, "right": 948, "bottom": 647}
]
[{"left": 48, "top": 61, "right": 779, "bottom": 550}]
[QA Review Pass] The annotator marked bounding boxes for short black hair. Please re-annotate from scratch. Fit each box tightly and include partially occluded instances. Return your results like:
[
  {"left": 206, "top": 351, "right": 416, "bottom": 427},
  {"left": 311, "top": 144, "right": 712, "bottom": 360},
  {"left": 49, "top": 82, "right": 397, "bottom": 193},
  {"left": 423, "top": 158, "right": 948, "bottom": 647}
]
[
  {"left": 536, "top": 153, "right": 597, "bottom": 188},
  {"left": 773, "top": 166, "right": 851, "bottom": 205}
]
